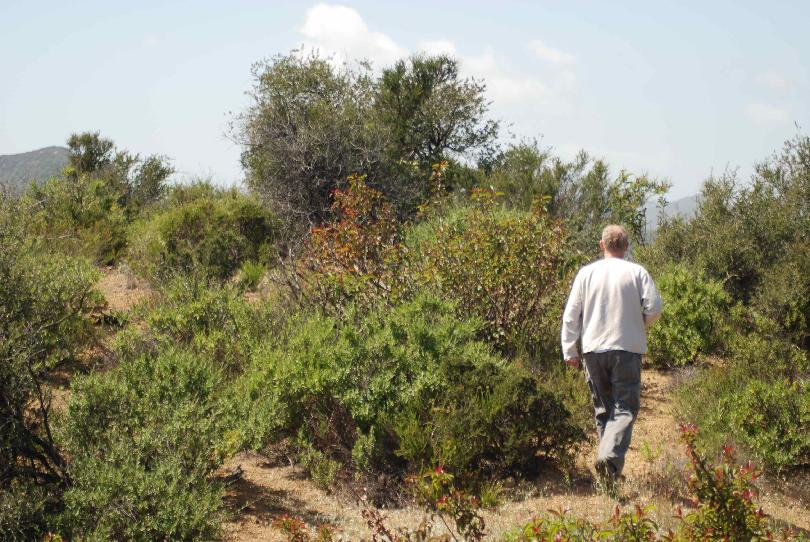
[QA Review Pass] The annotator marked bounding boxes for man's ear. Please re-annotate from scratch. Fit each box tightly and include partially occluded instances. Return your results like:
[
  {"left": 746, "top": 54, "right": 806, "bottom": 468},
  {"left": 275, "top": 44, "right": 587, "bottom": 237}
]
[{"left": 599, "top": 239, "right": 605, "bottom": 251}]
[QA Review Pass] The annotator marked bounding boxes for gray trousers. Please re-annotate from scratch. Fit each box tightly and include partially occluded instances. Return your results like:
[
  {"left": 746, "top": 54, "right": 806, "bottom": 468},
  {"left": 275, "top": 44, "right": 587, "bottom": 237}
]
[{"left": 583, "top": 350, "right": 641, "bottom": 476}]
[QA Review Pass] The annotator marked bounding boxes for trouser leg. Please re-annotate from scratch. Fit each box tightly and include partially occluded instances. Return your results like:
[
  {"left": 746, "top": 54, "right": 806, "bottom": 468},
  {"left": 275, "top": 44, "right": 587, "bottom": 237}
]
[
  {"left": 583, "top": 352, "right": 612, "bottom": 441},
  {"left": 596, "top": 351, "right": 641, "bottom": 476}
]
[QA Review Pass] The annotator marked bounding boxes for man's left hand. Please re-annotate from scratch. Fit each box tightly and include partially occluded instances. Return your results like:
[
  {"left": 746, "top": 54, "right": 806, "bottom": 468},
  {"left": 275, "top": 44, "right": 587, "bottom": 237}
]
[{"left": 565, "top": 357, "right": 581, "bottom": 370}]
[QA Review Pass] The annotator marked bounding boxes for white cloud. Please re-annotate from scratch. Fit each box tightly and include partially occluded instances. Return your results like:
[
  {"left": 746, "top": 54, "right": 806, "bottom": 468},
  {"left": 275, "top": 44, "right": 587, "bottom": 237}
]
[
  {"left": 527, "top": 40, "right": 574, "bottom": 65},
  {"left": 296, "top": 5, "right": 575, "bottom": 111},
  {"left": 144, "top": 35, "right": 160, "bottom": 47},
  {"left": 463, "top": 51, "right": 549, "bottom": 105},
  {"left": 299, "top": 3, "right": 407, "bottom": 67},
  {"left": 745, "top": 102, "right": 789, "bottom": 124},
  {"left": 755, "top": 72, "right": 790, "bottom": 93}
]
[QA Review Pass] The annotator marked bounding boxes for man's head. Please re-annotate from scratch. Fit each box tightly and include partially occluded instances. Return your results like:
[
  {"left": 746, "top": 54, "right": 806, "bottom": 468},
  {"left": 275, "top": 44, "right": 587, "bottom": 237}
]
[{"left": 600, "top": 224, "right": 629, "bottom": 256}]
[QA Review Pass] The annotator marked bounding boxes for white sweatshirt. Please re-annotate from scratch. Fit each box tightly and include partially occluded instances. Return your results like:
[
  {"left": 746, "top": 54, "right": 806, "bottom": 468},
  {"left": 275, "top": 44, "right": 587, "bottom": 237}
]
[{"left": 561, "top": 257, "right": 662, "bottom": 359}]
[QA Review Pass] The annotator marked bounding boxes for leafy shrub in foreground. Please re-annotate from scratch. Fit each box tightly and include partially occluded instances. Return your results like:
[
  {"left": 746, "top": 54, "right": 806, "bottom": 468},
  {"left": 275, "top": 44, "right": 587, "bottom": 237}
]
[
  {"left": 646, "top": 264, "right": 730, "bottom": 367},
  {"left": 127, "top": 183, "right": 279, "bottom": 282},
  {"left": 729, "top": 379, "right": 809, "bottom": 472},
  {"left": 1, "top": 196, "right": 100, "bottom": 539},
  {"left": 59, "top": 348, "right": 229, "bottom": 541},
  {"left": 674, "top": 320, "right": 808, "bottom": 468},
  {"left": 233, "top": 295, "right": 584, "bottom": 480}
]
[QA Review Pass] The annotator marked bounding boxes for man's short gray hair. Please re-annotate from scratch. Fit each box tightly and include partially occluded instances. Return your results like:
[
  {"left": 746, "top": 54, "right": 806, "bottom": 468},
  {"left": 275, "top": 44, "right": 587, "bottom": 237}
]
[{"left": 602, "top": 225, "right": 629, "bottom": 252}]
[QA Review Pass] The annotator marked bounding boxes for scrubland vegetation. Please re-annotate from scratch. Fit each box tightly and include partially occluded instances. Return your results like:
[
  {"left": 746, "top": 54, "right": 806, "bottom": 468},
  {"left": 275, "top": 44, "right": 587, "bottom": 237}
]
[{"left": 1, "top": 51, "right": 808, "bottom": 541}]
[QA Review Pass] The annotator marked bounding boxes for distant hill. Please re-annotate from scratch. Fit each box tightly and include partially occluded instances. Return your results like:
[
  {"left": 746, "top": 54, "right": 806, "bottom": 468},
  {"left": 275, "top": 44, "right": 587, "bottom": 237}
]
[
  {"left": 0, "top": 146, "right": 69, "bottom": 193},
  {"left": 646, "top": 194, "right": 699, "bottom": 225}
]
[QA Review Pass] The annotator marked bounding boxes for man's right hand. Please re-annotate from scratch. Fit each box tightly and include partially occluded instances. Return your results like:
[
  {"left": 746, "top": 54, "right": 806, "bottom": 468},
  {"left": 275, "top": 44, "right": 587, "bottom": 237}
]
[{"left": 565, "top": 357, "right": 581, "bottom": 370}]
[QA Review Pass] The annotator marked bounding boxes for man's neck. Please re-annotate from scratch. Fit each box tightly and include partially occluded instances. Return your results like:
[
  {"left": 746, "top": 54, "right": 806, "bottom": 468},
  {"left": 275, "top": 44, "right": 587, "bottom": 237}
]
[{"left": 603, "top": 251, "right": 625, "bottom": 259}]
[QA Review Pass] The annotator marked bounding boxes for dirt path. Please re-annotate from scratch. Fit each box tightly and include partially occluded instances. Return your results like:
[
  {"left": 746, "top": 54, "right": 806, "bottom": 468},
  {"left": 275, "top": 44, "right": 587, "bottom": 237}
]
[{"left": 220, "top": 369, "right": 809, "bottom": 540}]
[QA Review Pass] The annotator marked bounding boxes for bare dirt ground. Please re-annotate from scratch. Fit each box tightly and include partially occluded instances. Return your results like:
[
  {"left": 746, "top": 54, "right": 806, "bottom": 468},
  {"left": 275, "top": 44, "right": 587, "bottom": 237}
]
[
  {"left": 220, "top": 370, "right": 810, "bottom": 541},
  {"left": 96, "top": 265, "right": 152, "bottom": 313}
]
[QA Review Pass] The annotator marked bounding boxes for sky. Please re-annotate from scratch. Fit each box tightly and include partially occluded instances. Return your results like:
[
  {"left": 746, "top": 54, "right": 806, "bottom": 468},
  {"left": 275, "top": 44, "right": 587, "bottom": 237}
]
[{"left": 1, "top": 0, "right": 808, "bottom": 199}]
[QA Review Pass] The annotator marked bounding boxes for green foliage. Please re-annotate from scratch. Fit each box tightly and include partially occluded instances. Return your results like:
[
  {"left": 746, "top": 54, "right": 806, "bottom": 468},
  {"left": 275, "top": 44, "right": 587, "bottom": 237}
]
[
  {"left": 234, "top": 295, "right": 584, "bottom": 479},
  {"left": 0, "top": 483, "right": 55, "bottom": 542},
  {"left": 142, "top": 278, "right": 270, "bottom": 370},
  {"left": 646, "top": 264, "right": 730, "bottom": 367},
  {"left": 651, "top": 135, "right": 810, "bottom": 346},
  {"left": 66, "top": 131, "right": 174, "bottom": 216},
  {"left": 26, "top": 172, "right": 129, "bottom": 264},
  {"left": 59, "top": 348, "right": 228, "bottom": 541},
  {"left": 674, "top": 318, "right": 808, "bottom": 468},
  {"left": 234, "top": 50, "right": 498, "bottom": 226},
  {"left": 127, "top": 182, "right": 279, "bottom": 282},
  {"left": 0, "top": 195, "right": 99, "bottom": 503},
  {"left": 482, "top": 142, "right": 669, "bottom": 253},
  {"left": 729, "top": 380, "right": 809, "bottom": 472},
  {"left": 238, "top": 259, "right": 266, "bottom": 291},
  {"left": 21, "top": 132, "right": 174, "bottom": 264},
  {"left": 409, "top": 188, "right": 575, "bottom": 359}
]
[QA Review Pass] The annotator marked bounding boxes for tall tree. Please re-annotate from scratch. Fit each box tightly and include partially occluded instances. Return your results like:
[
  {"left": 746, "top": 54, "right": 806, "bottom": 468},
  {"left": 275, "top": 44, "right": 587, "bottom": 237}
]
[{"left": 233, "top": 51, "right": 499, "bottom": 228}]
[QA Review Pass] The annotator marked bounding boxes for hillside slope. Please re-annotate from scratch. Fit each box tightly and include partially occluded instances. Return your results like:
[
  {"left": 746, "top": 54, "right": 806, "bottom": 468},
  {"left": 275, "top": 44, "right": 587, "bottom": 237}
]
[{"left": 0, "top": 146, "right": 69, "bottom": 192}]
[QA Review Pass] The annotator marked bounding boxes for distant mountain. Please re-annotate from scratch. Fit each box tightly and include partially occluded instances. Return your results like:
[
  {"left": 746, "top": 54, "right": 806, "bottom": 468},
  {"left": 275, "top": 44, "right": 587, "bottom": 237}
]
[
  {"left": 646, "top": 194, "right": 699, "bottom": 225},
  {"left": 0, "top": 146, "right": 69, "bottom": 193}
]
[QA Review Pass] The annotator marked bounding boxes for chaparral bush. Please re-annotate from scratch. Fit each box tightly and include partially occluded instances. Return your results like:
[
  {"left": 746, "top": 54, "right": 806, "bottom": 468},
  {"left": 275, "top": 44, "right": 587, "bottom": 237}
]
[
  {"left": 650, "top": 135, "right": 810, "bottom": 348},
  {"left": 408, "top": 188, "right": 577, "bottom": 360},
  {"left": 232, "top": 294, "right": 584, "bottom": 482},
  {"left": 674, "top": 316, "right": 809, "bottom": 469},
  {"left": 127, "top": 182, "right": 279, "bottom": 282},
  {"left": 141, "top": 277, "right": 278, "bottom": 370},
  {"left": 0, "top": 195, "right": 100, "bottom": 540},
  {"left": 729, "top": 379, "right": 809, "bottom": 472},
  {"left": 300, "top": 177, "right": 580, "bottom": 362},
  {"left": 646, "top": 264, "right": 730, "bottom": 367},
  {"left": 58, "top": 348, "right": 230, "bottom": 541}
]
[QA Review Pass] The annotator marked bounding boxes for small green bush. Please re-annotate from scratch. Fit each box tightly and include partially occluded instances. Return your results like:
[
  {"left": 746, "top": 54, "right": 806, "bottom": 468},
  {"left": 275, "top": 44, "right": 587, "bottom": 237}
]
[
  {"left": 674, "top": 321, "right": 808, "bottom": 464},
  {"left": 25, "top": 173, "right": 129, "bottom": 264},
  {"left": 234, "top": 295, "right": 584, "bottom": 479},
  {"left": 729, "top": 379, "right": 809, "bottom": 472},
  {"left": 59, "top": 348, "right": 229, "bottom": 541},
  {"left": 238, "top": 260, "right": 266, "bottom": 291},
  {"left": 142, "top": 278, "right": 273, "bottom": 370},
  {"left": 127, "top": 183, "right": 278, "bottom": 282},
  {"left": 647, "top": 264, "right": 730, "bottom": 367},
  {"left": 0, "top": 483, "right": 55, "bottom": 542}
]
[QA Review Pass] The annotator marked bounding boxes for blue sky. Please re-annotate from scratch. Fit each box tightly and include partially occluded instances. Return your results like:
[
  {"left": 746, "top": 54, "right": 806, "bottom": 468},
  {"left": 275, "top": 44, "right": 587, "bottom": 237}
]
[{"left": 1, "top": 0, "right": 808, "bottom": 199}]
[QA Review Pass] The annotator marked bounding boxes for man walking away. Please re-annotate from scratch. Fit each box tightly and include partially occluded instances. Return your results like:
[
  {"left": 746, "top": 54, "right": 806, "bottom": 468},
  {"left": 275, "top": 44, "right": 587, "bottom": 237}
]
[{"left": 561, "top": 225, "right": 662, "bottom": 487}]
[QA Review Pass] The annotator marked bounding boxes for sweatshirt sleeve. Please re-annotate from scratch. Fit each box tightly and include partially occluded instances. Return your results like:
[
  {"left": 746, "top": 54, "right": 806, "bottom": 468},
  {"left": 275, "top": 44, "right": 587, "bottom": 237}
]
[
  {"left": 561, "top": 271, "right": 583, "bottom": 360},
  {"left": 640, "top": 269, "right": 663, "bottom": 327}
]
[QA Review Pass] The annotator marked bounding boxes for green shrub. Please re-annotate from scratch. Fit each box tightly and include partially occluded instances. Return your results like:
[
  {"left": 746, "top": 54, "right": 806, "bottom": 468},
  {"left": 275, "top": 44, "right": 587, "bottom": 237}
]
[
  {"left": 647, "top": 264, "right": 730, "bottom": 367},
  {"left": 0, "top": 483, "right": 55, "bottom": 542},
  {"left": 0, "top": 195, "right": 100, "bottom": 508},
  {"left": 238, "top": 260, "right": 266, "bottom": 291},
  {"left": 127, "top": 183, "right": 279, "bottom": 282},
  {"left": 407, "top": 189, "right": 577, "bottom": 359},
  {"left": 234, "top": 295, "right": 584, "bottom": 479},
  {"left": 141, "top": 278, "right": 273, "bottom": 370},
  {"left": 59, "top": 348, "right": 229, "bottom": 540},
  {"left": 674, "top": 321, "right": 808, "bottom": 463},
  {"left": 729, "top": 379, "right": 809, "bottom": 472},
  {"left": 26, "top": 173, "right": 129, "bottom": 264}
]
